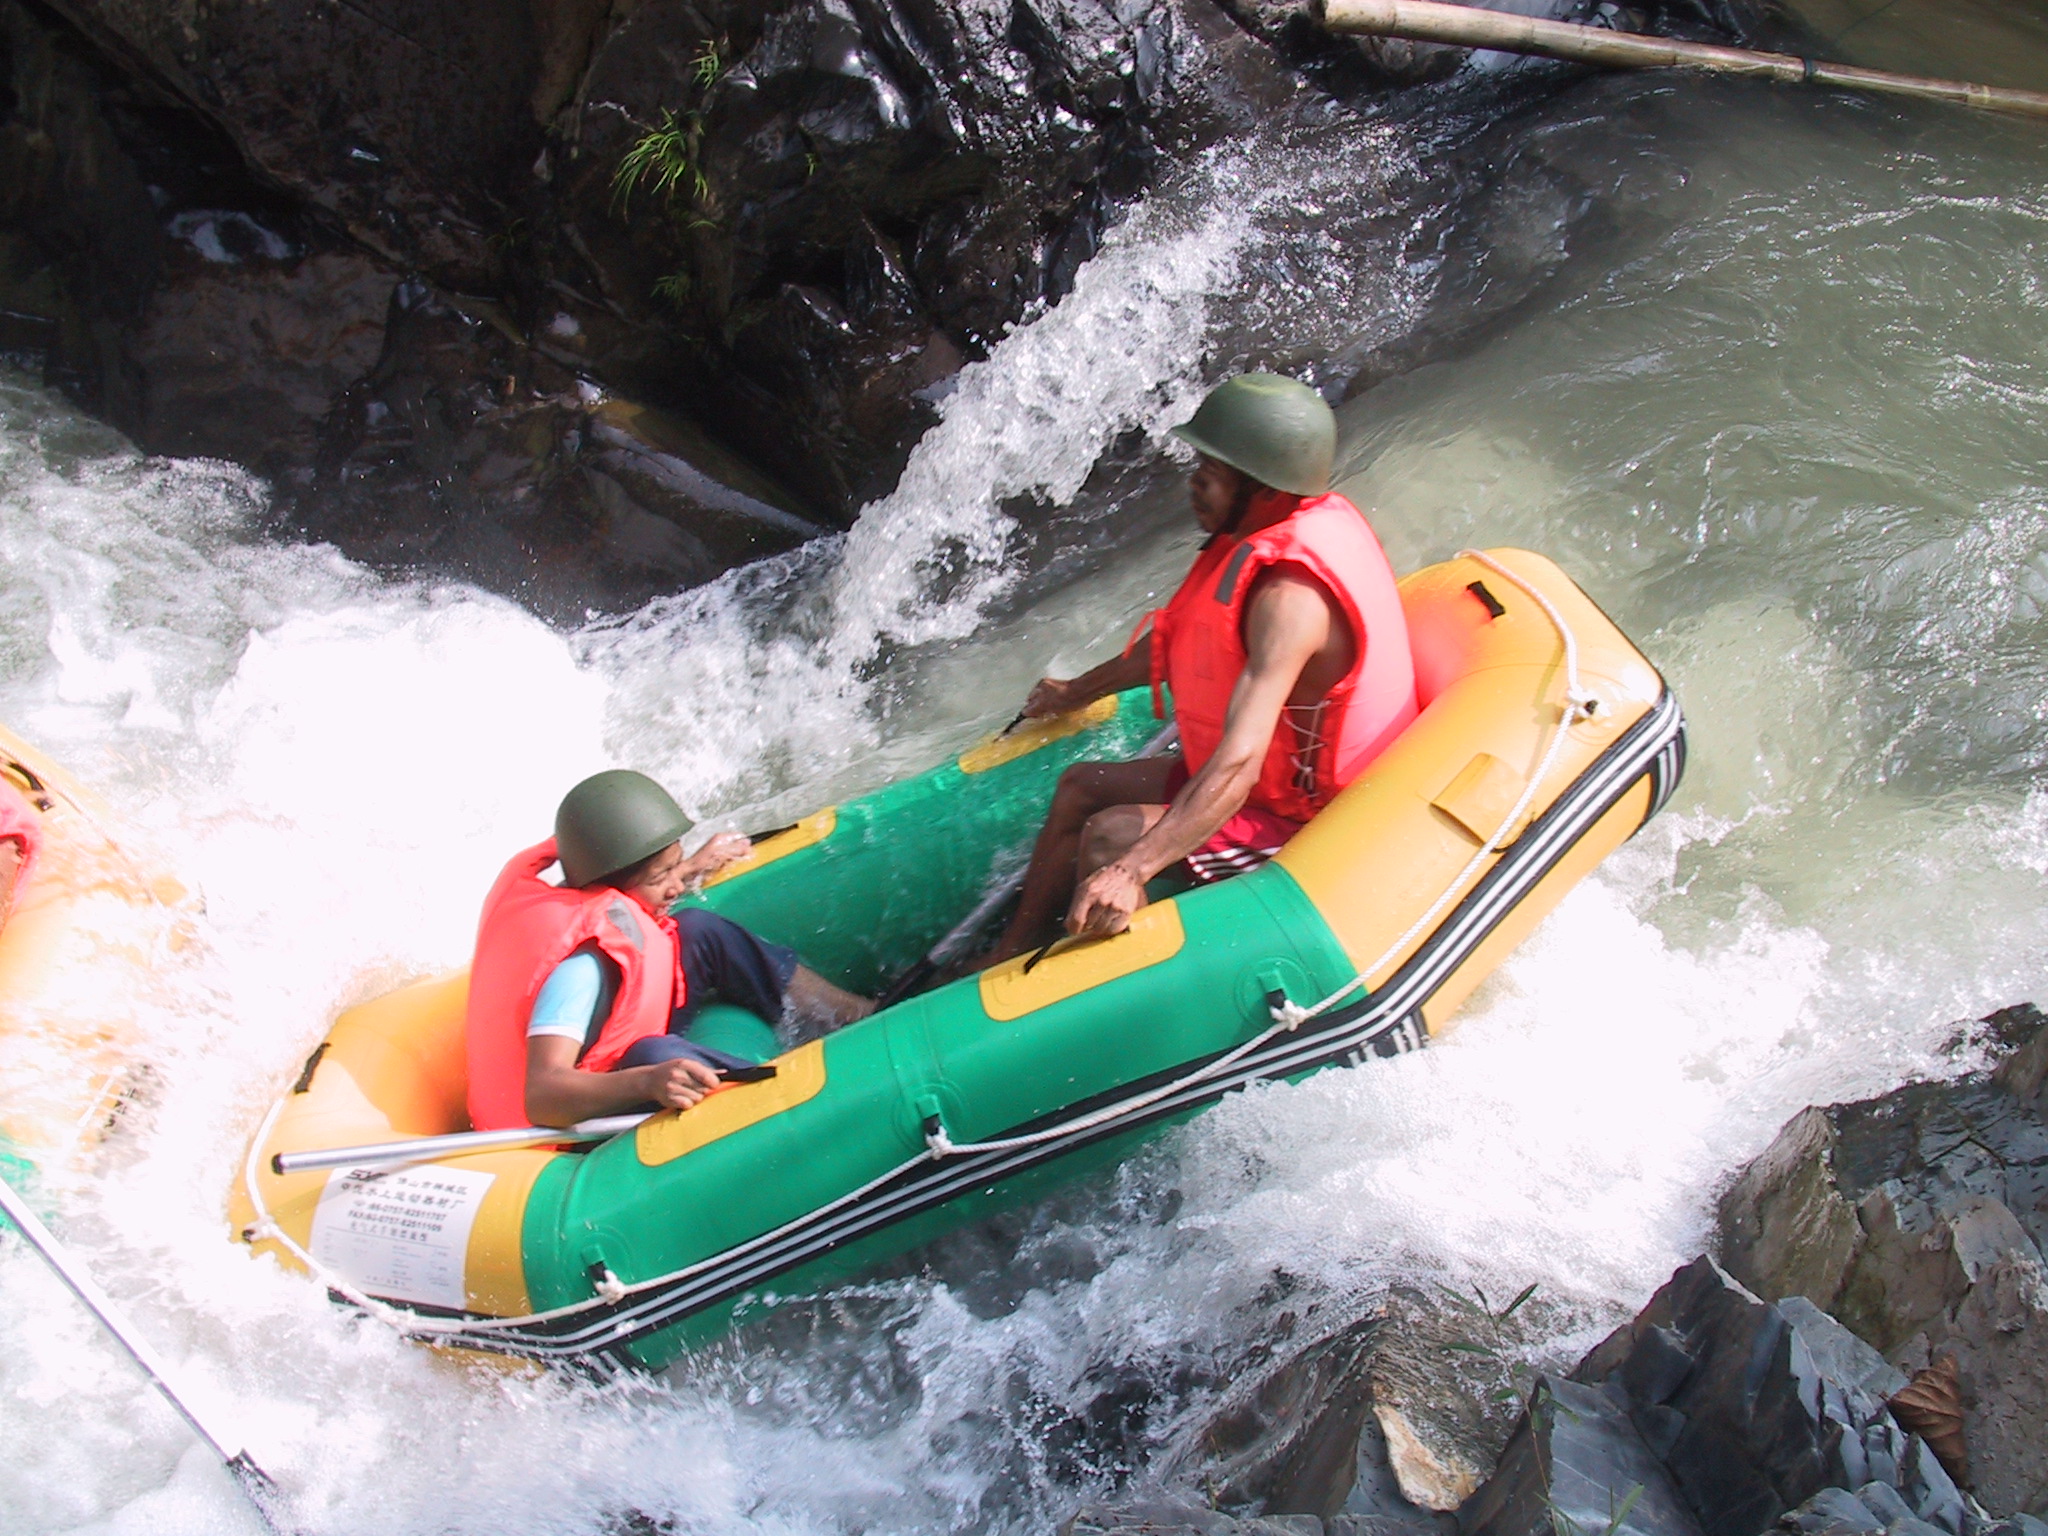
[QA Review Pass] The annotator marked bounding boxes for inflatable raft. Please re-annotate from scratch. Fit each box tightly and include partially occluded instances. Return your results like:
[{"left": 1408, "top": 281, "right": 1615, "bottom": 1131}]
[
  {"left": 233, "top": 549, "right": 1684, "bottom": 1371},
  {"left": 0, "top": 726, "right": 194, "bottom": 1186}
]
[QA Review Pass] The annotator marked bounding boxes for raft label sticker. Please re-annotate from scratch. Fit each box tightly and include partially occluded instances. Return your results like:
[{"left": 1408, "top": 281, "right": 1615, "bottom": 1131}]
[{"left": 309, "top": 1164, "right": 494, "bottom": 1310}]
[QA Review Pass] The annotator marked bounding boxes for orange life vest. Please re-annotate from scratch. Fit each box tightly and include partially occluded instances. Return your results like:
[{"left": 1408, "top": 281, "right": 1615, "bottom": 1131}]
[
  {"left": 463, "top": 839, "right": 686, "bottom": 1132},
  {"left": 1147, "top": 492, "right": 1418, "bottom": 824}
]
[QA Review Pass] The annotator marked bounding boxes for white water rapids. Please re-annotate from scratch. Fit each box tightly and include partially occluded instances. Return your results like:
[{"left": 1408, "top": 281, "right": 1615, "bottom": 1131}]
[{"left": 4, "top": 72, "right": 2048, "bottom": 1536}]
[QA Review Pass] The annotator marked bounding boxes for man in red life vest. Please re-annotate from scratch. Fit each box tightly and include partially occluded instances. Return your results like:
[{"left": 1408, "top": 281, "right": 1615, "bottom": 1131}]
[
  {"left": 984, "top": 373, "right": 1418, "bottom": 963},
  {"left": 465, "top": 771, "right": 871, "bottom": 1132}
]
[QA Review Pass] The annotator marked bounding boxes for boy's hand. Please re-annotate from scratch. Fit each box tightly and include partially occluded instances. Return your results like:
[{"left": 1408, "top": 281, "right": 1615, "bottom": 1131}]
[{"left": 644, "top": 1057, "right": 721, "bottom": 1110}]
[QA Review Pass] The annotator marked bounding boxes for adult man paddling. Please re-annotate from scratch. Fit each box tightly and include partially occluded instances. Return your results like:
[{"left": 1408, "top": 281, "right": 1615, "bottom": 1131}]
[{"left": 985, "top": 374, "right": 1417, "bottom": 962}]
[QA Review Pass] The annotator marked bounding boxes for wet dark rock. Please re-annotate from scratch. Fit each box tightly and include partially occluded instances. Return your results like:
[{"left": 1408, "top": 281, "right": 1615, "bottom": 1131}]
[
  {"left": 1165, "top": 1312, "right": 1389, "bottom": 1520},
  {"left": 544, "top": 0, "right": 1305, "bottom": 515},
  {"left": 0, "top": 0, "right": 1311, "bottom": 601},
  {"left": 39, "top": 0, "right": 542, "bottom": 288},
  {"left": 1363, "top": 1287, "right": 1533, "bottom": 1512},
  {"left": 1063, "top": 1245, "right": 1999, "bottom": 1536},
  {"left": 1460, "top": 1376, "right": 1702, "bottom": 1536},
  {"left": 310, "top": 280, "right": 820, "bottom": 615},
  {"left": 1156, "top": 1287, "right": 1533, "bottom": 1522},
  {"left": 1061, "top": 1010, "right": 2048, "bottom": 1536},
  {"left": 1448, "top": 1257, "right": 1972, "bottom": 1536},
  {"left": 1716, "top": 1004, "right": 2048, "bottom": 1518},
  {"left": 1570, "top": 1257, "right": 1844, "bottom": 1536},
  {"left": 0, "top": 0, "right": 1769, "bottom": 608},
  {"left": 130, "top": 250, "right": 394, "bottom": 474},
  {"left": 1061, "top": 1496, "right": 1323, "bottom": 1536}
]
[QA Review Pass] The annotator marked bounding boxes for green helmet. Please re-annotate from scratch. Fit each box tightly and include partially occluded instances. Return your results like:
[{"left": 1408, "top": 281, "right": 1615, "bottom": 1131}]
[
  {"left": 1169, "top": 373, "right": 1336, "bottom": 497},
  {"left": 554, "top": 769, "right": 694, "bottom": 887}
]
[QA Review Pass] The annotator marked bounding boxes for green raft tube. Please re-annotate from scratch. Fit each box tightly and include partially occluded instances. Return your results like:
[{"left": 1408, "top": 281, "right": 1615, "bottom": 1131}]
[{"left": 235, "top": 550, "right": 1685, "bottom": 1371}]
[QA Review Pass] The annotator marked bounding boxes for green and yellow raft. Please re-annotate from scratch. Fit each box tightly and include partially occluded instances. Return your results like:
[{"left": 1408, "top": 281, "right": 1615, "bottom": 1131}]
[{"left": 233, "top": 549, "right": 1684, "bottom": 1371}]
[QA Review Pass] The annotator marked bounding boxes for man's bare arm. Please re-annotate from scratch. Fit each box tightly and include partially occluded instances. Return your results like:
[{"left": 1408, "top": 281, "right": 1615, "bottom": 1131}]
[
  {"left": 1065, "top": 573, "right": 1330, "bottom": 935},
  {"left": 1023, "top": 634, "right": 1152, "bottom": 719}
]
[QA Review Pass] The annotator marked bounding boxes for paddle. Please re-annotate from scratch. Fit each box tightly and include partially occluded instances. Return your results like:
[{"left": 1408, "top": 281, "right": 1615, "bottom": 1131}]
[{"left": 0, "top": 1173, "right": 293, "bottom": 1534}]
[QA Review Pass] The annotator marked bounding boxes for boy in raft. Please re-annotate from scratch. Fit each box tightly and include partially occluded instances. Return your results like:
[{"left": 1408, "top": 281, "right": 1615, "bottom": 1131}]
[
  {"left": 466, "top": 771, "right": 872, "bottom": 1131},
  {"left": 984, "top": 373, "right": 1418, "bottom": 963}
]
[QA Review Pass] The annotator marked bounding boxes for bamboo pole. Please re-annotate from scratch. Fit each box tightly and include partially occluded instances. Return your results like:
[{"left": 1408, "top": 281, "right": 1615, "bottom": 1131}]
[
  {"left": 0, "top": 1174, "right": 291, "bottom": 1533},
  {"left": 1316, "top": 0, "right": 2048, "bottom": 119}
]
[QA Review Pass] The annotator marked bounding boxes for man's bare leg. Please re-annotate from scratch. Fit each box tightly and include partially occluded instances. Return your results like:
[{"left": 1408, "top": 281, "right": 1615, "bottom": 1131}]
[
  {"left": 984, "top": 757, "right": 1178, "bottom": 964},
  {"left": 1076, "top": 802, "right": 1169, "bottom": 885}
]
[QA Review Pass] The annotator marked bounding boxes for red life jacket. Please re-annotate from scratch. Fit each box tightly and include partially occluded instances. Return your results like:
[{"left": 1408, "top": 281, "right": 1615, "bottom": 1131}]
[
  {"left": 463, "top": 839, "right": 686, "bottom": 1132},
  {"left": 1147, "top": 492, "right": 1418, "bottom": 825}
]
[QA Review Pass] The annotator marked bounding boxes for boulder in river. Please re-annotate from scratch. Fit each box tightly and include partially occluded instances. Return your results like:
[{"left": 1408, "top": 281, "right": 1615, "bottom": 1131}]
[
  {"left": 1460, "top": 1375, "right": 1702, "bottom": 1536},
  {"left": 1716, "top": 1004, "right": 2048, "bottom": 1518},
  {"left": 1154, "top": 1285, "right": 1539, "bottom": 1521},
  {"left": 1455, "top": 1255, "right": 1972, "bottom": 1536},
  {"left": 1061, "top": 1253, "right": 1979, "bottom": 1536}
]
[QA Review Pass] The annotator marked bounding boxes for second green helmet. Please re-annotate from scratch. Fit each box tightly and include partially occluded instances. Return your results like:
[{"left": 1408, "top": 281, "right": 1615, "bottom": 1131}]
[
  {"left": 555, "top": 769, "right": 694, "bottom": 887},
  {"left": 1169, "top": 373, "right": 1336, "bottom": 497}
]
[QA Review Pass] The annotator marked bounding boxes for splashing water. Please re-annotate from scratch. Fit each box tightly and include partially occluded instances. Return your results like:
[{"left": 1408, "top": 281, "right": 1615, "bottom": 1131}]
[{"left": 5, "top": 72, "right": 2048, "bottom": 1536}]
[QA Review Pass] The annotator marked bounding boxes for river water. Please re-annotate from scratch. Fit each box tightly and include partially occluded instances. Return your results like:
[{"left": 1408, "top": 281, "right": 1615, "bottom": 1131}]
[{"left": 4, "top": 63, "right": 2048, "bottom": 1536}]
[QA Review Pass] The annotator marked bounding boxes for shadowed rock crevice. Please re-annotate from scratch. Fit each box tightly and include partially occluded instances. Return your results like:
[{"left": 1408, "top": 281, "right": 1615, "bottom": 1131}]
[{"left": 0, "top": 0, "right": 1311, "bottom": 611}]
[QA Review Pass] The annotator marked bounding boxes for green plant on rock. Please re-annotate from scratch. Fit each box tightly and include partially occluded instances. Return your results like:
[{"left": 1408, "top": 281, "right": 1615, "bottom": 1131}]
[
  {"left": 651, "top": 270, "right": 694, "bottom": 308},
  {"left": 1439, "top": 1279, "right": 1540, "bottom": 1404},
  {"left": 612, "top": 108, "right": 709, "bottom": 218},
  {"left": 1551, "top": 1482, "right": 1645, "bottom": 1536},
  {"left": 692, "top": 38, "right": 724, "bottom": 89}
]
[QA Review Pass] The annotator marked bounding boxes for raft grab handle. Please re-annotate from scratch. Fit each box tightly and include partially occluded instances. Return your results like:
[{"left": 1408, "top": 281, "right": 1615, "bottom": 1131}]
[{"left": 272, "top": 1112, "right": 652, "bottom": 1176}]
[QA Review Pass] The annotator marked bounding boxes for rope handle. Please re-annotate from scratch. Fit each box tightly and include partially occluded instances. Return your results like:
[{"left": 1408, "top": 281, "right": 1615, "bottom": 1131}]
[{"left": 1262, "top": 548, "right": 1598, "bottom": 1031}]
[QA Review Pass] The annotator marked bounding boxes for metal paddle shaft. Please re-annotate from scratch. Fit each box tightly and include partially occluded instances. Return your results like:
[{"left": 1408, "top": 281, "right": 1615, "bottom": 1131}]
[
  {"left": 1315, "top": 0, "right": 2048, "bottom": 119},
  {"left": 0, "top": 1173, "right": 290, "bottom": 1534},
  {"left": 272, "top": 1112, "right": 651, "bottom": 1176}
]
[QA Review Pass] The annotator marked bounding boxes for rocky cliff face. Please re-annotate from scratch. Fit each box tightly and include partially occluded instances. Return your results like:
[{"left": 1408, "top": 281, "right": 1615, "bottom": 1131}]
[{"left": 0, "top": 0, "right": 1302, "bottom": 610}]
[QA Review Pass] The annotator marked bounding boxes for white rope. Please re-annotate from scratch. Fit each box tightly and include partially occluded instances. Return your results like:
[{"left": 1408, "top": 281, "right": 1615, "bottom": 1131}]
[
  {"left": 917, "top": 997, "right": 1312, "bottom": 1158},
  {"left": 241, "top": 1084, "right": 958, "bottom": 1341},
  {"left": 1265, "top": 548, "right": 1599, "bottom": 1029},
  {"left": 239, "top": 1096, "right": 433, "bottom": 1331}
]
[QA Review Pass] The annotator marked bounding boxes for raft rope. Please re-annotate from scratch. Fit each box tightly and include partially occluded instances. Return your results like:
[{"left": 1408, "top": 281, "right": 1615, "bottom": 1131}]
[
  {"left": 238, "top": 549, "right": 1600, "bottom": 1348},
  {"left": 1262, "top": 548, "right": 1599, "bottom": 1034}
]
